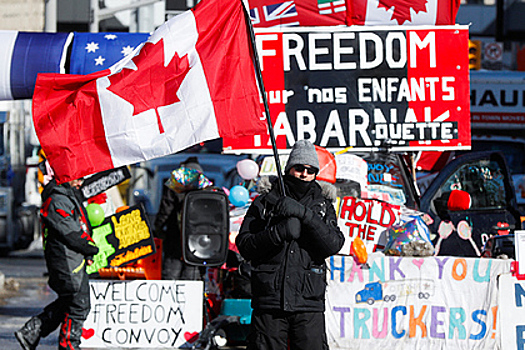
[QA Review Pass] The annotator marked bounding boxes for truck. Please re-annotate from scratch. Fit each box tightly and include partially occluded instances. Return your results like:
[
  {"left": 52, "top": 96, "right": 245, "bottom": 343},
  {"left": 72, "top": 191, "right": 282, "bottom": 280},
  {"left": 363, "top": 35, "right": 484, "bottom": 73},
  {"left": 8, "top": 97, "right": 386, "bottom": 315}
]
[
  {"left": 417, "top": 71, "right": 525, "bottom": 212},
  {"left": 468, "top": 70, "right": 525, "bottom": 212},
  {"left": 355, "top": 279, "right": 435, "bottom": 305}
]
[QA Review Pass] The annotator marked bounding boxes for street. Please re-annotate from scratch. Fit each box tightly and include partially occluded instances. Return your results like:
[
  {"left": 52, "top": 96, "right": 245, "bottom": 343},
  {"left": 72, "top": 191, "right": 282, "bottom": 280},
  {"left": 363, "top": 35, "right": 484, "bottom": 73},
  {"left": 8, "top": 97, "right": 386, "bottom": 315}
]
[
  {"left": 0, "top": 244, "right": 246, "bottom": 350},
  {"left": 0, "top": 244, "right": 58, "bottom": 350}
]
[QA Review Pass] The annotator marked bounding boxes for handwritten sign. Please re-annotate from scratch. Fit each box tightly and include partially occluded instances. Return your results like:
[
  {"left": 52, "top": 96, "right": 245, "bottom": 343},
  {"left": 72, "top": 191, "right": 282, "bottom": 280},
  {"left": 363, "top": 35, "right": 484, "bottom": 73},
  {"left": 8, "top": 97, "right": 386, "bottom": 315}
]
[
  {"left": 224, "top": 26, "right": 471, "bottom": 153},
  {"left": 82, "top": 280, "right": 203, "bottom": 348},
  {"left": 338, "top": 197, "right": 402, "bottom": 254},
  {"left": 326, "top": 254, "right": 510, "bottom": 349},
  {"left": 80, "top": 166, "right": 131, "bottom": 200},
  {"left": 498, "top": 273, "right": 525, "bottom": 349},
  {"left": 87, "top": 204, "right": 155, "bottom": 274},
  {"left": 335, "top": 153, "right": 368, "bottom": 189}
]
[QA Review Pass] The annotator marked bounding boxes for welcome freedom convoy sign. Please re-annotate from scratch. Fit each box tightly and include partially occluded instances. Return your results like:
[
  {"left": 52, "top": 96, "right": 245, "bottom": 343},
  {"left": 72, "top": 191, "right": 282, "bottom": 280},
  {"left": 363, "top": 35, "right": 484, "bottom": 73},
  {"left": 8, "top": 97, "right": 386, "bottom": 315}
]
[{"left": 223, "top": 25, "right": 470, "bottom": 153}]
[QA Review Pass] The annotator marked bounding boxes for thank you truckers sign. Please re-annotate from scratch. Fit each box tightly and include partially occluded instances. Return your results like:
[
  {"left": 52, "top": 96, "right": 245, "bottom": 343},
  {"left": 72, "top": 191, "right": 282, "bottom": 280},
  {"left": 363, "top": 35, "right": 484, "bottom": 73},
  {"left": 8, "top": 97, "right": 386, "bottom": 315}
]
[{"left": 223, "top": 25, "right": 471, "bottom": 153}]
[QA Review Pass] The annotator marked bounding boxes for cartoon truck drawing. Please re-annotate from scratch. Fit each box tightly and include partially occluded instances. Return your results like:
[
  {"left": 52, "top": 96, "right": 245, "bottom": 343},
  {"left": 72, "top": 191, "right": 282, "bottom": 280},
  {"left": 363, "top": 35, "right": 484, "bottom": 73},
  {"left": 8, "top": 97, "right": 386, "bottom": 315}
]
[{"left": 355, "top": 279, "right": 435, "bottom": 305}]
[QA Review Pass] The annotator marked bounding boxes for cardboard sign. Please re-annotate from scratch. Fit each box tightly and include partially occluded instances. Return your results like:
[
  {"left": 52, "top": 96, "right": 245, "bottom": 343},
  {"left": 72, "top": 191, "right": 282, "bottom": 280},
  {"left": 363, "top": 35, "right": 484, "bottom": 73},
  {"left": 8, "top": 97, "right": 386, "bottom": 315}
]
[
  {"left": 327, "top": 254, "right": 510, "bottom": 350},
  {"left": 223, "top": 25, "right": 470, "bottom": 153},
  {"left": 87, "top": 204, "right": 155, "bottom": 274},
  {"left": 80, "top": 166, "right": 131, "bottom": 200},
  {"left": 335, "top": 153, "right": 368, "bottom": 188},
  {"left": 82, "top": 280, "right": 203, "bottom": 348},
  {"left": 338, "top": 196, "right": 402, "bottom": 254}
]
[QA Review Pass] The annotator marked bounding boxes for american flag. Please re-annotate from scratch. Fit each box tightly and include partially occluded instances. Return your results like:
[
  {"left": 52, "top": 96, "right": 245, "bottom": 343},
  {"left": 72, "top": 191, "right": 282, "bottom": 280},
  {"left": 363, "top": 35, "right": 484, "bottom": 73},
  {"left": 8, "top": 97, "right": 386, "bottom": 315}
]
[
  {"left": 250, "top": 1, "right": 299, "bottom": 27},
  {"left": 317, "top": 0, "right": 346, "bottom": 15}
]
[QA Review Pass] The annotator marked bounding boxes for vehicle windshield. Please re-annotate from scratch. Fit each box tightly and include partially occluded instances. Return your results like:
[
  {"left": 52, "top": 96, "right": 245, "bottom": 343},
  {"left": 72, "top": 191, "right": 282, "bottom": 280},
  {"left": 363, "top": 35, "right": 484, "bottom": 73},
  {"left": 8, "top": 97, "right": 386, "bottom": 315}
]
[
  {"left": 470, "top": 140, "right": 525, "bottom": 174},
  {"left": 434, "top": 158, "right": 507, "bottom": 210}
]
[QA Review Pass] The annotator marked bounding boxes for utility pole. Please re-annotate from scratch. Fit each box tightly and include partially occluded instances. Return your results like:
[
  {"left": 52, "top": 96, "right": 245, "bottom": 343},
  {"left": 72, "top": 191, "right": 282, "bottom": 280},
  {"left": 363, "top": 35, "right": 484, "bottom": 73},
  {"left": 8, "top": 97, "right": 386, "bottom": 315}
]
[
  {"left": 44, "top": 0, "right": 57, "bottom": 32},
  {"left": 90, "top": 0, "right": 162, "bottom": 33}
]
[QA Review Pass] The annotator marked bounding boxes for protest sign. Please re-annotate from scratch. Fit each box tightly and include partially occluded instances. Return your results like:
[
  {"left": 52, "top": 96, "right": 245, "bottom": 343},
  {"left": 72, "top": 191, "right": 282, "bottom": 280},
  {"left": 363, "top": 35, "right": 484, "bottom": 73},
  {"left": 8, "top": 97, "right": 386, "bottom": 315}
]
[
  {"left": 338, "top": 196, "right": 402, "bottom": 254},
  {"left": 87, "top": 204, "right": 155, "bottom": 274},
  {"left": 326, "top": 254, "right": 510, "bottom": 349},
  {"left": 80, "top": 166, "right": 131, "bottom": 200},
  {"left": 498, "top": 273, "right": 525, "bottom": 349},
  {"left": 223, "top": 25, "right": 470, "bottom": 153},
  {"left": 82, "top": 280, "right": 203, "bottom": 348}
]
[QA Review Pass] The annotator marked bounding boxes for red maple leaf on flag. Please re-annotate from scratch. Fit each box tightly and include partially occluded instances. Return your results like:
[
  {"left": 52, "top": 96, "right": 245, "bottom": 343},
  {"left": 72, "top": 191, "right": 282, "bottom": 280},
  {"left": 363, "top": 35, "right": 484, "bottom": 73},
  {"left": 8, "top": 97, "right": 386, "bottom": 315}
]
[
  {"left": 378, "top": 0, "right": 428, "bottom": 25},
  {"left": 107, "top": 39, "right": 191, "bottom": 134}
]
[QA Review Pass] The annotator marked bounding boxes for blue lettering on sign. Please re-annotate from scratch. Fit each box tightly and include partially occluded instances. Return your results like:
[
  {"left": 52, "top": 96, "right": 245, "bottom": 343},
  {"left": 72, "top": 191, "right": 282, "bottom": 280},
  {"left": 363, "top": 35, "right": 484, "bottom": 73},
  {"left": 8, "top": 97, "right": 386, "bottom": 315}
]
[
  {"left": 515, "top": 283, "right": 525, "bottom": 307},
  {"left": 367, "top": 162, "right": 402, "bottom": 188},
  {"left": 516, "top": 325, "right": 525, "bottom": 349}
]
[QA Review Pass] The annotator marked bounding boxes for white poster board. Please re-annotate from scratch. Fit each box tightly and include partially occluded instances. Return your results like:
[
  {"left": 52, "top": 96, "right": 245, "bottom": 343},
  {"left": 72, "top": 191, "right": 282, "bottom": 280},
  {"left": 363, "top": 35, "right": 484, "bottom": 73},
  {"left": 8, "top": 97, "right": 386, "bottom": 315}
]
[
  {"left": 326, "top": 254, "right": 510, "bottom": 350},
  {"left": 515, "top": 231, "right": 525, "bottom": 274},
  {"left": 337, "top": 197, "right": 402, "bottom": 254},
  {"left": 82, "top": 280, "right": 203, "bottom": 348},
  {"left": 498, "top": 273, "right": 525, "bottom": 350}
]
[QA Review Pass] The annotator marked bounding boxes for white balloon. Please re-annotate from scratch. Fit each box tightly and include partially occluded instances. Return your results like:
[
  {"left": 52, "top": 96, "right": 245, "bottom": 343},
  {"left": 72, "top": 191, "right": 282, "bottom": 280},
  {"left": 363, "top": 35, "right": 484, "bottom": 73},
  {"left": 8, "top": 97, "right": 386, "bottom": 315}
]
[{"left": 236, "top": 159, "right": 259, "bottom": 180}]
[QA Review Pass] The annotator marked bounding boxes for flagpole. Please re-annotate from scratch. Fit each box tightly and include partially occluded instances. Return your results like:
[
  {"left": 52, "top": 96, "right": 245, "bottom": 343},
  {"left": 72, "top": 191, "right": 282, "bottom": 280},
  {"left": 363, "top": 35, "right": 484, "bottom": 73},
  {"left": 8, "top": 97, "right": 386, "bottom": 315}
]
[{"left": 241, "top": 0, "right": 287, "bottom": 197}]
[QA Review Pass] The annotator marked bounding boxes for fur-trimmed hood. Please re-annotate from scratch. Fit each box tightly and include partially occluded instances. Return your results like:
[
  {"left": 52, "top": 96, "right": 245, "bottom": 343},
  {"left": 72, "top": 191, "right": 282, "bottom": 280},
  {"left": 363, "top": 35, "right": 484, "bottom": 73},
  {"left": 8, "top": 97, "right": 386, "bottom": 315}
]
[{"left": 256, "top": 175, "right": 337, "bottom": 203}]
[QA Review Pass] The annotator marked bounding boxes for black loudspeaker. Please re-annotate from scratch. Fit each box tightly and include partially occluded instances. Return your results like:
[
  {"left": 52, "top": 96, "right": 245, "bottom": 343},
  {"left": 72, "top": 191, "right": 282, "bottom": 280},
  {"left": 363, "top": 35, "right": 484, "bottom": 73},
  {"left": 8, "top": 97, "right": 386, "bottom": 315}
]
[{"left": 181, "top": 190, "right": 229, "bottom": 266}]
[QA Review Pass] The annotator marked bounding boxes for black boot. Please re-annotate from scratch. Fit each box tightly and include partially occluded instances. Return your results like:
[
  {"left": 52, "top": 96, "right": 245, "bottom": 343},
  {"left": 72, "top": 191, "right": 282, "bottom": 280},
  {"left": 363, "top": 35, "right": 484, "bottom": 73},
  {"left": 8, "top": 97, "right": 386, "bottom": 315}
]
[
  {"left": 14, "top": 316, "right": 42, "bottom": 350},
  {"left": 59, "top": 316, "right": 83, "bottom": 350}
]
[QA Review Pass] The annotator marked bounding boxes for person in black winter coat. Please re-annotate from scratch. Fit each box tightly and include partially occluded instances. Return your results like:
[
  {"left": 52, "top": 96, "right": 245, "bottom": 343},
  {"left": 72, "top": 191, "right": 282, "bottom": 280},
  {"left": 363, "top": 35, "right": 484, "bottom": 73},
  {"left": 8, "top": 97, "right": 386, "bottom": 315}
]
[
  {"left": 15, "top": 167, "right": 99, "bottom": 350},
  {"left": 236, "top": 140, "right": 345, "bottom": 350}
]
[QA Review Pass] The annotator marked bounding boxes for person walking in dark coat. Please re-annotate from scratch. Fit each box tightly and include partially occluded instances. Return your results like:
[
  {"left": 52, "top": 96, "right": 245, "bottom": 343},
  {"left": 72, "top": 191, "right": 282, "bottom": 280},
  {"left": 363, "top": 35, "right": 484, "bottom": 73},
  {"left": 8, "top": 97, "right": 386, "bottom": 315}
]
[
  {"left": 15, "top": 164, "right": 99, "bottom": 350},
  {"left": 236, "top": 140, "right": 345, "bottom": 350}
]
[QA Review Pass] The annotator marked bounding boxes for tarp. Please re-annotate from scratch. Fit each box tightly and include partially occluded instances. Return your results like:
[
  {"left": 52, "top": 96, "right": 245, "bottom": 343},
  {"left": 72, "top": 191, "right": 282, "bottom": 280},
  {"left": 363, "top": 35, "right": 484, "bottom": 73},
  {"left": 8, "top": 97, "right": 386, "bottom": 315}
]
[{"left": 0, "top": 31, "right": 71, "bottom": 100}]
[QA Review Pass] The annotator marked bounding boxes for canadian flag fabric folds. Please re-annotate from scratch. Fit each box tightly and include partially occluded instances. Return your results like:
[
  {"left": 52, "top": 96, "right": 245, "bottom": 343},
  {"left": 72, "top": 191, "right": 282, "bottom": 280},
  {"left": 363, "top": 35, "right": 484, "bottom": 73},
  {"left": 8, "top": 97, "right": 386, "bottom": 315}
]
[
  {"left": 248, "top": 0, "right": 347, "bottom": 28},
  {"left": 346, "top": 0, "right": 461, "bottom": 26},
  {"left": 33, "top": 0, "right": 265, "bottom": 184}
]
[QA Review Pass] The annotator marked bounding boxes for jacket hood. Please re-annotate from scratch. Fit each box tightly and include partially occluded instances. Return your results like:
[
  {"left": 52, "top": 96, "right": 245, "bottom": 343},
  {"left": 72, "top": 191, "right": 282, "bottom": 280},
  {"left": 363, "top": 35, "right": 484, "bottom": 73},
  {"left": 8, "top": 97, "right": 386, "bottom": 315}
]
[
  {"left": 41, "top": 178, "right": 73, "bottom": 202},
  {"left": 257, "top": 175, "right": 337, "bottom": 203}
]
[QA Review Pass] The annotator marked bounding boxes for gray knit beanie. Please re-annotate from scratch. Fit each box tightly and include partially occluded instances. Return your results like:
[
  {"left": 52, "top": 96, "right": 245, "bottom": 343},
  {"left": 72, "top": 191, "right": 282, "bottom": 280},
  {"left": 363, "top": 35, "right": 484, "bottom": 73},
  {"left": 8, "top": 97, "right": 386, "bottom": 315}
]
[
  {"left": 181, "top": 156, "right": 203, "bottom": 173},
  {"left": 284, "top": 140, "right": 319, "bottom": 174}
]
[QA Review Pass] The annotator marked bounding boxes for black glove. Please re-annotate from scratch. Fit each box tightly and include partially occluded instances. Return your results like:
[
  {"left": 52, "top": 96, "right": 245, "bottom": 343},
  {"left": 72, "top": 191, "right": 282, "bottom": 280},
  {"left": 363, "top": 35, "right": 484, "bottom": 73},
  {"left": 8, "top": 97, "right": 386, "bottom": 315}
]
[
  {"left": 275, "top": 196, "right": 307, "bottom": 219},
  {"left": 276, "top": 217, "right": 301, "bottom": 242},
  {"left": 154, "top": 227, "right": 166, "bottom": 240}
]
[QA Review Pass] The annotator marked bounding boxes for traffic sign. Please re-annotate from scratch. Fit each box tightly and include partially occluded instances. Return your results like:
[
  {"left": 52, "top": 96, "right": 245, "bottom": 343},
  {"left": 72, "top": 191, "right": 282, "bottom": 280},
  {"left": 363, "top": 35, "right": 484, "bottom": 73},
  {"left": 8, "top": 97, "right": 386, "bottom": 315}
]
[{"left": 485, "top": 42, "right": 503, "bottom": 62}]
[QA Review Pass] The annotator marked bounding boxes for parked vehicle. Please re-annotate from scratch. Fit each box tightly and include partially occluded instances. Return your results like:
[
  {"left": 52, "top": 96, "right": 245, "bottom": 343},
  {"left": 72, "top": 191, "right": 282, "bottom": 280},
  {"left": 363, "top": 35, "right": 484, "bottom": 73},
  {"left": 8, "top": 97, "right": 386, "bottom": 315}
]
[
  {"left": 419, "top": 151, "right": 522, "bottom": 257},
  {"left": 127, "top": 152, "right": 249, "bottom": 222}
]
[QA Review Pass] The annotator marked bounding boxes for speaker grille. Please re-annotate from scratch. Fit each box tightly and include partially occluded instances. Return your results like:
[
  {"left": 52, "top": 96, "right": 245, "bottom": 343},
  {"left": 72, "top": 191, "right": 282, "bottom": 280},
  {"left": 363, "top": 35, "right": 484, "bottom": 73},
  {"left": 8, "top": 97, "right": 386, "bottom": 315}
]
[{"left": 182, "top": 191, "right": 229, "bottom": 266}]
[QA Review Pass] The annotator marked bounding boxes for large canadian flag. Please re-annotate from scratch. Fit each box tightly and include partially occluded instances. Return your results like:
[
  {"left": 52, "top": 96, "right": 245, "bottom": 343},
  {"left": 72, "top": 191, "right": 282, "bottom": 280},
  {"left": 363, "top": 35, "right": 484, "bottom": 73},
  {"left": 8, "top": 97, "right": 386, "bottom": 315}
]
[
  {"left": 347, "top": 0, "right": 460, "bottom": 25},
  {"left": 33, "top": 0, "right": 265, "bottom": 183}
]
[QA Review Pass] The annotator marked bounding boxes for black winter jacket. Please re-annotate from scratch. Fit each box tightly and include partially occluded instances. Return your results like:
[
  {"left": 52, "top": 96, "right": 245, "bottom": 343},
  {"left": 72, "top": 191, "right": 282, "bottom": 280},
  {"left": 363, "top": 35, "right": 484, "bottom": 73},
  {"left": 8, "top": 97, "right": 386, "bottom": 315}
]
[
  {"left": 236, "top": 177, "right": 344, "bottom": 312},
  {"left": 153, "top": 185, "right": 188, "bottom": 259},
  {"left": 40, "top": 179, "right": 99, "bottom": 295}
]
